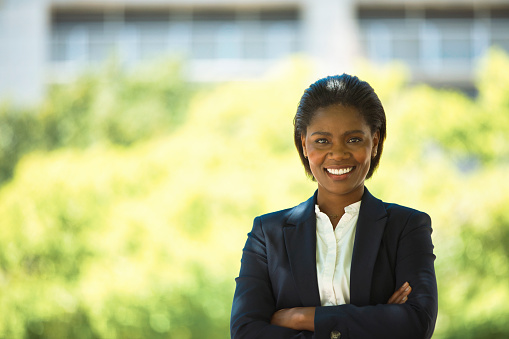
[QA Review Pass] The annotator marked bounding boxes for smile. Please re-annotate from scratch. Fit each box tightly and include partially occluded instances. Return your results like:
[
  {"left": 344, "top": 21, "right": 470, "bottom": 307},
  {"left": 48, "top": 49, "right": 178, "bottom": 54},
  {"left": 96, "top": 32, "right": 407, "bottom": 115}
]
[{"left": 326, "top": 167, "right": 353, "bottom": 175}]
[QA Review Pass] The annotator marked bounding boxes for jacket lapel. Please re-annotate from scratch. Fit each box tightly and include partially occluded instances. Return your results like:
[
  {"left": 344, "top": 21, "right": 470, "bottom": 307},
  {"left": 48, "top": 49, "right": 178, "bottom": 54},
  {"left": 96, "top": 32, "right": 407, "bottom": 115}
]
[
  {"left": 350, "top": 187, "right": 388, "bottom": 306},
  {"left": 283, "top": 192, "right": 321, "bottom": 307}
]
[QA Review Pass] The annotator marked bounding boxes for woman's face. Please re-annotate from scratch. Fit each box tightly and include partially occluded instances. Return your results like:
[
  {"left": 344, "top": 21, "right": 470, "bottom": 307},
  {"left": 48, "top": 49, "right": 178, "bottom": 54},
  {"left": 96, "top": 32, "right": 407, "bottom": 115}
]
[{"left": 301, "top": 104, "right": 379, "bottom": 202}]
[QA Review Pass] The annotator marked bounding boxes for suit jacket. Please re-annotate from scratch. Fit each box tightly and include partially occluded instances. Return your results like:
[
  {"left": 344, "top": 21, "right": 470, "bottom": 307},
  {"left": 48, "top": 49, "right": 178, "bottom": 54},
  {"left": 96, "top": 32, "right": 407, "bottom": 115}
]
[{"left": 230, "top": 188, "right": 438, "bottom": 339}]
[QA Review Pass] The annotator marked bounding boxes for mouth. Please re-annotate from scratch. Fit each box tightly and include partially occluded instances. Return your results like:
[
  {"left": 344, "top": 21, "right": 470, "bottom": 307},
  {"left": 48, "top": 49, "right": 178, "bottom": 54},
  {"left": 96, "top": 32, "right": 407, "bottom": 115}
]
[{"left": 325, "top": 167, "right": 354, "bottom": 176}]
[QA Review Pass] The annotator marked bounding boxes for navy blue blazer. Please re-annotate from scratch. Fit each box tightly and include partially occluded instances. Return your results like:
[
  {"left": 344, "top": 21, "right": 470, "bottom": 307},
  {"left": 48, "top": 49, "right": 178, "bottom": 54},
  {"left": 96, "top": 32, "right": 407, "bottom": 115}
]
[{"left": 230, "top": 188, "right": 438, "bottom": 339}]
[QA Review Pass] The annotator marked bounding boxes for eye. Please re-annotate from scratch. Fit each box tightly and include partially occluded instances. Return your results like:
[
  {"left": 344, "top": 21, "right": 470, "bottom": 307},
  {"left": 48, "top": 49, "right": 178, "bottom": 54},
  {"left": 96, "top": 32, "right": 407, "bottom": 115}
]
[
  {"left": 348, "top": 137, "right": 362, "bottom": 143},
  {"left": 315, "top": 138, "right": 329, "bottom": 144}
]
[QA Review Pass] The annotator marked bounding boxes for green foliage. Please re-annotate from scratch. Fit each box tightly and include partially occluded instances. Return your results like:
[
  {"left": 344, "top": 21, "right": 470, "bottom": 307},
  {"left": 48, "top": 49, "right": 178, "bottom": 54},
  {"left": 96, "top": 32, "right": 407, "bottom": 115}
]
[
  {"left": 1, "top": 52, "right": 509, "bottom": 338},
  {"left": 0, "top": 58, "right": 192, "bottom": 184}
]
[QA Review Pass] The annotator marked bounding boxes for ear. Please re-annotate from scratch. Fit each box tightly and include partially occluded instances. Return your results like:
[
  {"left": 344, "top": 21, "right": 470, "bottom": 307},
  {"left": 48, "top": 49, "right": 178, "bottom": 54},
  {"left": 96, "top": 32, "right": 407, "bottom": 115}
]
[
  {"left": 301, "top": 134, "right": 308, "bottom": 158},
  {"left": 372, "top": 130, "right": 380, "bottom": 157}
]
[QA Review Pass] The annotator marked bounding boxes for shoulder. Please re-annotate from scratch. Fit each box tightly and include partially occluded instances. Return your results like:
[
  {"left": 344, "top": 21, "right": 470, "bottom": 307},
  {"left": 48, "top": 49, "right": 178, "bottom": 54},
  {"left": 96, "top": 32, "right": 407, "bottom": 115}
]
[
  {"left": 380, "top": 201, "right": 432, "bottom": 238},
  {"left": 383, "top": 202, "right": 430, "bottom": 222},
  {"left": 255, "top": 206, "right": 294, "bottom": 224},
  {"left": 254, "top": 193, "right": 316, "bottom": 229},
  {"left": 363, "top": 188, "right": 431, "bottom": 226},
  {"left": 246, "top": 207, "right": 297, "bottom": 246}
]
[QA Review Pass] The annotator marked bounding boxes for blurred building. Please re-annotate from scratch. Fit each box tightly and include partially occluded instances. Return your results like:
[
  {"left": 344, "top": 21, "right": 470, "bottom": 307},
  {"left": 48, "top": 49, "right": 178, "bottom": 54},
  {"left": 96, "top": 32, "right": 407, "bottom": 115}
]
[{"left": 1, "top": 0, "right": 508, "bottom": 104}]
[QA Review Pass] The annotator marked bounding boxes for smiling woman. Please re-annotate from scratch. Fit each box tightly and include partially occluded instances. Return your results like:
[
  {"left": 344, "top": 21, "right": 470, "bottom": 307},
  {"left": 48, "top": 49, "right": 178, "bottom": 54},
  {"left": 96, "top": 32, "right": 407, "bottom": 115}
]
[{"left": 230, "top": 74, "right": 438, "bottom": 339}]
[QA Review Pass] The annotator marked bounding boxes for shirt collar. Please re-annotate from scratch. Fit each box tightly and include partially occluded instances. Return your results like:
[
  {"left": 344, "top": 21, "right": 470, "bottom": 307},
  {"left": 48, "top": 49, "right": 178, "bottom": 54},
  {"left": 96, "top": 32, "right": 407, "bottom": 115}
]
[{"left": 315, "top": 200, "right": 361, "bottom": 216}]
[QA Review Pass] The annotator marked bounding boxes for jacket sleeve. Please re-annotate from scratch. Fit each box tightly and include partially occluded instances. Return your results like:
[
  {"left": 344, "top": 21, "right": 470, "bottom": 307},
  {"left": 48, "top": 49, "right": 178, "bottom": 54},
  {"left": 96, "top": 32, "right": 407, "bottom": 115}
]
[
  {"left": 230, "top": 216, "right": 314, "bottom": 339},
  {"left": 314, "top": 211, "right": 438, "bottom": 339}
]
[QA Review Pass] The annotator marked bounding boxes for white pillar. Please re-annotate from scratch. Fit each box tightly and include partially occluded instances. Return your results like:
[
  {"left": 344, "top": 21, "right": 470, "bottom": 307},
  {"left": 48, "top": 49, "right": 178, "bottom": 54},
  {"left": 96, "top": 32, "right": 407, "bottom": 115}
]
[
  {"left": 301, "top": 0, "right": 359, "bottom": 76},
  {"left": 0, "top": 0, "right": 48, "bottom": 106}
]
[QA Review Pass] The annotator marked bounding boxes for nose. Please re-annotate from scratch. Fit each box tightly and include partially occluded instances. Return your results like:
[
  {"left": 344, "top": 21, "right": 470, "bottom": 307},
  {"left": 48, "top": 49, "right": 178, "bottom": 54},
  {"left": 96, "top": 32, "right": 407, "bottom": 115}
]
[{"left": 328, "top": 143, "right": 350, "bottom": 160}]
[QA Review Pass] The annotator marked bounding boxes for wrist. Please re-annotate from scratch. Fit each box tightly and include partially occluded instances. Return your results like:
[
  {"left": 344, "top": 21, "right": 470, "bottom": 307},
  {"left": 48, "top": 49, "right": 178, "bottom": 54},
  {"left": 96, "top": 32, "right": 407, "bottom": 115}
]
[{"left": 295, "top": 307, "right": 315, "bottom": 331}]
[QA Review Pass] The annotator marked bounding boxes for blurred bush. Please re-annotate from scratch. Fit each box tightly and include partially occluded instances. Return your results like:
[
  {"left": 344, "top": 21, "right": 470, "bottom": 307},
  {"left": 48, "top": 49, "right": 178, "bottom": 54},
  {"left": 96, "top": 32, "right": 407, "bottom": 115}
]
[
  {"left": 0, "top": 58, "right": 192, "bottom": 185},
  {"left": 0, "top": 50, "right": 508, "bottom": 338}
]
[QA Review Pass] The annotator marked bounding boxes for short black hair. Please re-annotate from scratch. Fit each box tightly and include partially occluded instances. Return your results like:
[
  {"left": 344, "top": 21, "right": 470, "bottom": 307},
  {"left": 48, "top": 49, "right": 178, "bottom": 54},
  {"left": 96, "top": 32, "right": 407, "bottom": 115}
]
[{"left": 294, "top": 73, "right": 386, "bottom": 180}]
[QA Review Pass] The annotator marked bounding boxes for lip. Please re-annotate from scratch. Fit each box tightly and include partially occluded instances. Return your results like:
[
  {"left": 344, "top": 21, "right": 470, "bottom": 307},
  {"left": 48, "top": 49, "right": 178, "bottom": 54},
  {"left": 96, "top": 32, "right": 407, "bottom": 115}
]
[{"left": 324, "top": 166, "right": 355, "bottom": 180}]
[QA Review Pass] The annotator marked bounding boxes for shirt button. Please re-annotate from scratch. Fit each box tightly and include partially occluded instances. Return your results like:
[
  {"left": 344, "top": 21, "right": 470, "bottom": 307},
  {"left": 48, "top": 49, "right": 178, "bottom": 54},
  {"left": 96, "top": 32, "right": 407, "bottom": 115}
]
[{"left": 330, "top": 330, "right": 341, "bottom": 339}]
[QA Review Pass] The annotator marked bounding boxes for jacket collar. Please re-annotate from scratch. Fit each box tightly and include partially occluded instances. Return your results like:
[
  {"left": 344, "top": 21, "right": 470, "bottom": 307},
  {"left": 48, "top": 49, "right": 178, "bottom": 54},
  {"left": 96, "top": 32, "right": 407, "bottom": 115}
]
[
  {"left": 350, "top": 187, "right": 388, "bottom": 305},
  {"left": 283, "top": 187, "right": 387, "bottom": 307},
  {"left": 283, "top": 191, "right": 321, "bottom": 306}
]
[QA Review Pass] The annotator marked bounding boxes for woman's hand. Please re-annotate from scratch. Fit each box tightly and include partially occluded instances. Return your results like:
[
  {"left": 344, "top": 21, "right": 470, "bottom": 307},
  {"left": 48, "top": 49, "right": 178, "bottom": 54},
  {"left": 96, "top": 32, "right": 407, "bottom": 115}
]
[
  {"left": 270, "top": 307, "right": 315, "bottom": 331},
  {"left": 387, "top": 282, "right": 412, "bottom": 304}
]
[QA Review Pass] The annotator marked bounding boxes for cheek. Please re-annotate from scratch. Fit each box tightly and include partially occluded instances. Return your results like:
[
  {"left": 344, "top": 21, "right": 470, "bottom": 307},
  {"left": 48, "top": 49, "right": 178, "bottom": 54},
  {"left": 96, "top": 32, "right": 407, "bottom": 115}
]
[
  {"left": 307, "top": 152, "right": 324, "bottom": 172},
  {"left": 307, "top": 147, "right": 324, "bottom": 162},
  {"left": 356, "top": 150, "right": 372, "bottom": 169}
]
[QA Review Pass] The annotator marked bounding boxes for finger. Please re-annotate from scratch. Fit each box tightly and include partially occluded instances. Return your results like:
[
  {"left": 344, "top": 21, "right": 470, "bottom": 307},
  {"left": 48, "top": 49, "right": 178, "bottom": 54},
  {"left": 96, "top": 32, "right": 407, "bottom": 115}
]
[
  {"left": 387, "top": 282, "right": 408, "bottom": 303},
  {"left": 394, "top": 286, "right": 412, "bottom": 304},
  {"left": 387, "top": 282, "right": 411, "bottom": 304},
  {"left": 397, "top": 286, "right": 412, "bottom": 304}
]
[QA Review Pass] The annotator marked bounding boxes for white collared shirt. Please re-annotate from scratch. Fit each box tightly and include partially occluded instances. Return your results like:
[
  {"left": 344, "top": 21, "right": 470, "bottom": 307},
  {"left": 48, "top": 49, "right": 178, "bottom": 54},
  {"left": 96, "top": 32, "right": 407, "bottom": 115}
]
[{"left": 315, "top": 201, "right": 361, "bottom": 306}]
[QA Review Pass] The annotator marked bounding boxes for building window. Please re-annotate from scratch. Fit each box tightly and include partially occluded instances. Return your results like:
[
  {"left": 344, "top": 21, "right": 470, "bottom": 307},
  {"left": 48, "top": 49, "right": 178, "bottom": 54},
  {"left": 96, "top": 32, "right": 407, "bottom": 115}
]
[
  {"left": 358, "top": 6, "right": 509, "bottom": 79},
  {"left": 50, "top": 7, "right": 301, "bottom": 67}
]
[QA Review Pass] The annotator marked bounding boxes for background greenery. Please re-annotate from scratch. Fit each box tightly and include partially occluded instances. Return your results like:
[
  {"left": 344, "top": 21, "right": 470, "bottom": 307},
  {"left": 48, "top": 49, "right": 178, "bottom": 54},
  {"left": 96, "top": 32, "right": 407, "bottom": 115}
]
[{"left": 0, "top": 49, "right": 508, "bottom": 338}]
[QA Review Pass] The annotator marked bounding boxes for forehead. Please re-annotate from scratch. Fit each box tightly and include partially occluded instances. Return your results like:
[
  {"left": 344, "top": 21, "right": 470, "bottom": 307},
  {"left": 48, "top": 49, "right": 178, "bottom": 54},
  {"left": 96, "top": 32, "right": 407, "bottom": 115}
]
[{"left": 308, "top": 104, "right": 369, "bottom": 131}]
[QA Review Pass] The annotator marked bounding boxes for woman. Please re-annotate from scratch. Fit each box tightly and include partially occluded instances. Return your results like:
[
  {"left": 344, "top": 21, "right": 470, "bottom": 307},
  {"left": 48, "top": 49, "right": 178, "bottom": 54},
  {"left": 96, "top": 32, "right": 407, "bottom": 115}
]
[{"left": 230, "top": 74, "right": 438, "bottom": 339}]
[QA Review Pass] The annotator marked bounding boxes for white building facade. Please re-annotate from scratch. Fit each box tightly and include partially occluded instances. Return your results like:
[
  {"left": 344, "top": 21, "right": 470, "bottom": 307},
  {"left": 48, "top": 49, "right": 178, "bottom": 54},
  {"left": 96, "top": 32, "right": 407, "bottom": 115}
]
[{"left": 1, "top": 0, "right": 508, "bottom": 104}]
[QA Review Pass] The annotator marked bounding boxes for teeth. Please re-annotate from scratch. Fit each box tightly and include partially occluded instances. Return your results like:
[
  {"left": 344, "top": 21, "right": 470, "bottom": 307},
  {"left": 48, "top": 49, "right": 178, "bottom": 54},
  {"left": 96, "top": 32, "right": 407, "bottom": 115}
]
[{"left": 327, "top": 167, "right": 353, "bottom": 175}]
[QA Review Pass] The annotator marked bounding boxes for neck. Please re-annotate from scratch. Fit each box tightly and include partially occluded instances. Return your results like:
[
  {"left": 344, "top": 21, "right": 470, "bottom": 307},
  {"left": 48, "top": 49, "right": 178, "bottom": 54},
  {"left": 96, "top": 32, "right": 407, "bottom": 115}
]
[{"left": 316, "top": 185, "right": 364, "bottom": 221}]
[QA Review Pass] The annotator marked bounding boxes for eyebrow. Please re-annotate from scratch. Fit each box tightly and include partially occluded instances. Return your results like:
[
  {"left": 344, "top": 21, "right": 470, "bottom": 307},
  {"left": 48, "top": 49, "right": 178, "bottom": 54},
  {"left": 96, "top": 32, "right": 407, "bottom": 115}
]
[{"left": 310, "top": 130, "right": 366, "bottom": 137}]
